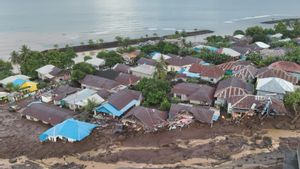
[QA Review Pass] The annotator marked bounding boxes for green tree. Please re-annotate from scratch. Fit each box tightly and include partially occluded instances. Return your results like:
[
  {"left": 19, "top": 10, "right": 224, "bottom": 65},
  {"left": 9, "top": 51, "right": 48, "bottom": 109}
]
[
  {"left": 0, "top": 59, "right": 13, "bottom": 80},
  {"left": 97, "top": 51, "right": 123, "bottom": 67},
  {"left": 84, "top": 99, "right": 98, "bottom": 113},
  {"left": 193, "top": 48, "right": 231, "bottom": 65},
  {"left": 160, "top": 98, "right": 171, "bottom": 111},
  {"left": 155, "top": 57, "right": 167, "bottom": 80},
  {"left": 134, "top": 78, "right": 171, "bottom": 107},
  {"left": 71, "top": 62, "right": 96, "bottom": 82},
  {"left": 245, "top": 26, "right": 268, "bottom": 42},
  {"left": 10, "top": 50, "right": 20, "bottom": 64},
  {"left": 284, "top": 89, "right": 300, "bottom": 120},
  {"left": 206, "top": 35, "right": 230, "bottom": 48},
  {"left": 274, "top": 21, "right": 289, "bottom": 37},
  {"left": 84, "top": 56, "right": 92, "bottom": 61},
  {"left": 233, "top": 30, "right": 245, "bottom": 35}
]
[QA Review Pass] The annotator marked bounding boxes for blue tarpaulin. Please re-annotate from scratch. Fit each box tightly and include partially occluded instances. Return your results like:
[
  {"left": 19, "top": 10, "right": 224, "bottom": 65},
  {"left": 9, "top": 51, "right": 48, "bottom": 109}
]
[
  {"left": 39, "top": 118, "right": 97, "bottom": 142},
  {"left": 96, "top": 100, "right": 138, "bottom": 117}
]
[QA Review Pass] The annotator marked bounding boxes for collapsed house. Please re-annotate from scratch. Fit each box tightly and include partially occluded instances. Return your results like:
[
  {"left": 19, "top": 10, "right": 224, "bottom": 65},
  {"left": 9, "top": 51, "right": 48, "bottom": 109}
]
[
  {"left": 122, "top": 106, "right": 168, "bottom": 132},
  {"left": 227, "top": 95, "right": 287, "bottom": 119},
  {"left": 168, "top": 104, "right": 217, "bottom": 129}
]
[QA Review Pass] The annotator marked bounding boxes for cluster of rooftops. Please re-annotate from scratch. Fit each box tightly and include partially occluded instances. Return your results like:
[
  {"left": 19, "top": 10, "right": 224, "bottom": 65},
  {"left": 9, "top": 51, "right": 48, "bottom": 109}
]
[{"left": 1, "top": 34, "right": 300, "bottom": 142}]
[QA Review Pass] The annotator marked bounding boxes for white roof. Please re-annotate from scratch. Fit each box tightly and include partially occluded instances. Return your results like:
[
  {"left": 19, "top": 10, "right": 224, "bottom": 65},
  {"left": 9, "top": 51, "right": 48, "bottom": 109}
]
[
  {"left": 85, "top": 58, "right": 105, "bottom": 67},
  {"left": 0, "top": 92, "right": 9, "bottom": 98},
  {"left": 233, "top": 34, "right": 245, "bottom": 39},
  {"left": 76, "top": 93, "right": 104, "bottom": 107},
  {"left": 256, "top": 77, "right": 294, "bottom": 94},
  {"left": 63, "top": 88, "right": 104, "bottom": 105},
  {"left": 130, "top": 64, "right": 156, "bottom": 75},
  {"left": 220, "top": 48, "right": 241, "bottom": 57},
  {"left": 193, "top": 44, "right": 215, "bottom": 49},
  {"left": 151, "top": 52, "right": 171, "bottom": 61},
  {"left": 0, "top": 75, "right": 31, "bottom": 86},
  {"left": 269, "top": 33, "right": 283, "bottom": 39},
  {"left": 255, "top": 42, "right": 270, "bottom": 49},
  {"left": 36, "top": 65, "right": 55, "bottom": 74}
]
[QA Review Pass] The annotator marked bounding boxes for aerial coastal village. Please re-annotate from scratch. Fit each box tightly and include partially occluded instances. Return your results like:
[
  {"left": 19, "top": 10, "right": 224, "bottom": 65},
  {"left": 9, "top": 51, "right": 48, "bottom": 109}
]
[{"left": 1, "top": 21, "right": 300, "bottom": 168}]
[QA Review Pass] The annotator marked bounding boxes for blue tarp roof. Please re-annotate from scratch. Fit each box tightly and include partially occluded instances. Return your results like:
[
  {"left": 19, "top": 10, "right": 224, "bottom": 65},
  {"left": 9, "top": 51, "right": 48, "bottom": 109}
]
[
  {"left": 96, "top": 100, "right": 139, "bottom": 117},
  {"left": 39, "top": 118, "right": 97, "bottom": 142},
  {"left": 12, "top": 78, "right": 27, "bottom": 87}
]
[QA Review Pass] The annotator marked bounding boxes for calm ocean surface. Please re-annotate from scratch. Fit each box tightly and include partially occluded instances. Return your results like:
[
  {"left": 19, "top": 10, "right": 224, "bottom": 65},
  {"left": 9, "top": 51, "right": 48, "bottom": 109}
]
[{"left": 0, "top": 0, "right": 300, "bottom": 59}]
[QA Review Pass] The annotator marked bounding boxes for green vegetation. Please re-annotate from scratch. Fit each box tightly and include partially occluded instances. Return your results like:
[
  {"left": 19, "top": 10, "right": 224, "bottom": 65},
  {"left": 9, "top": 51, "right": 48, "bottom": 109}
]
[
  {"left": 84, "top": 56, "right": 92, "bottom": 61},
  {"left": 10, "top": 45, "right": 76, "bottom": 78},
  {"left": 284, "top": 89, "right": 300, "bottom": 118},
  {"left": 245, "top": 26, "right": 271, "bottom": 43},
  {"left": 160, "top": 98, "right": 171, "bottom": 111},
  {"left": 97, "top": 51, "right": 124, "bottom": 67},
  {"left": 140, "top": 41, "right": 180, "bottom": 55},
  {"left": 206, "top": 35, "right": 230, "bottom": 48},
  {"left": 154, "top": 57, "right": 168, "bottom": 80},
  {"left": 193, "top": 48, "right": 231, "bottom": 65},
  {"left": 0, "top": 59, "right": 13, "bottom": 80},
  {"left": 233, "top": 30, "right": 245, "bottom": 35},
  {"left": 71, "top": 62, "right": 96, "bottom": 82},
  {"left": 84, "top": 99, "right": 98, "bottom": 113},
  {"left": 247, "top": 53, "right": 280, "bottom": 68},
  {"left": 115, "top": 36, "right": 131, "bottom": 49},
  {"left": 167, "top": 30, "right": 187, "bottom": 39},
  {"left": 134, "top": 78, "right": 171, "bottom": 107}
]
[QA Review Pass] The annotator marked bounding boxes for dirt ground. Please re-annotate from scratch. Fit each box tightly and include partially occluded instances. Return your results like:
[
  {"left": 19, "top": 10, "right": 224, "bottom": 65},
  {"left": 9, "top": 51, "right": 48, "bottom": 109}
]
[{"left": 0, "top": 99, "right": 300, "bottom": 169}]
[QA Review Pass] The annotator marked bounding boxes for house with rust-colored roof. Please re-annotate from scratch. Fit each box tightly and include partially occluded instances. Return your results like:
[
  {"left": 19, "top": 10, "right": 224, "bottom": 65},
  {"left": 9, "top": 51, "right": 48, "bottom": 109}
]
[
  {"left": 95, "top": 89, "right": 142, "bottom": 117},
  {"left": 171, "top": 83, "right": 215, "bottom": 106},
  {"left": 81, "top": 75, "right": 125, "bottom": 93},
  {"left": 214, "top": 77, "right": 253, "bottom": 105},
  {"left": 217, "top": 60, "right": 253, "bottom": 72},
  {"left": 165, "top": 56, "right": 202, "bottom": 72},
  {"left": 256, "top": 68, "right": 298, "bottom": 85},
  {"left": 122, "top": 106, "right": 168, "bottom": 131},
  {"left": 189, "top": 64, "right": 224, "bottom": 84},
  {"left": 21, "top": 101, "right": 75, "bottom": 125},
  {"left": 115, "top": 73, "right": 140, "bottom": 86},
  {"left": 269, "top": 61, "right": 300, "bottom": 79},
  {"left": 227, "top": 95, "right": 287, "bottom": 119}
]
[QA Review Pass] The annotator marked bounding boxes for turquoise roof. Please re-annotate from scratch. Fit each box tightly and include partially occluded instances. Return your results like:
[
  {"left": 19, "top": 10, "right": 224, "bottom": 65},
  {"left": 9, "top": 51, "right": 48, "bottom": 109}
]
[
  {"left": 39, "top": 118, "right": 97, "bottom": 142},
  {"left": 12, "top": 78, "right": 27, "bottom": 87},
  {"left": 96, "top": 100, "right": 138, "bottom": 117}
]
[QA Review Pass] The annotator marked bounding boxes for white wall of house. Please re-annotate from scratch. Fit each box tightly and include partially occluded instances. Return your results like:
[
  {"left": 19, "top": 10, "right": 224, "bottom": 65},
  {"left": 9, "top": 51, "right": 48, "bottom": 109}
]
[
  {"left": 167, "top": 65, "right": 181, "bottom": 72},
  {"left": 131, "top": 71, "right": 153, "bottom": 78}
]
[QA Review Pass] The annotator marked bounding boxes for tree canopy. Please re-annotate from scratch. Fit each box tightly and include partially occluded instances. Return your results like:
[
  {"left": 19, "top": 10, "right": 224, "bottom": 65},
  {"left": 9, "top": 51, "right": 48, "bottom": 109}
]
[
  {"left": 71, "top": 62, "right": 96, "bottom": 82},
  {"left": 97, "top": 51, "right": 123, "bottom": 67},
  {"left": 205, "top": 35, "right": 230, "bottom": 48},
  {"left": 284, "top": 89, "right": 300, "bottom": 117},
  {"left": 193, "top": 49, "right": 231, "bottom": 65},
  {"left": 140, "top": 41, "right": 180, "bottom": 55},
  {"left": 134, "top": 78, "right": 171, "bottom": 107},
  {"left": 0, "top": 59, "right": 13, "bottom": 80}
]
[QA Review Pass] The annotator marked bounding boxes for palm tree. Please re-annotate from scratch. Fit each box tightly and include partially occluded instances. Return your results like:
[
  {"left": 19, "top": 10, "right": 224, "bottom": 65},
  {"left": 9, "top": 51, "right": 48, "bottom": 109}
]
[
  {"left": 155, "top": 56, "right": 167, "bottom": 80},
  {"left": 10, "top": 50, "right": 20, "bottom": 64},
  {"left": 98, "top": 38, "right": 104, "bottom": 48}
]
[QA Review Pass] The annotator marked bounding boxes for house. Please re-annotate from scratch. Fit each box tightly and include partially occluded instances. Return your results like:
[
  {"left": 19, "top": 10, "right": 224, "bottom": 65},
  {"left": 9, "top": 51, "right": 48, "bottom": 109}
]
[
  {"left": 122, "top": 106, "right": 168, "bottom": 131},
  {"left": 130, "top": 64, "right": 156, "bottom": 78},
  {"left": 253, "top": 41, "right": 270, "bottom": 49},
  {"left": 260, "top": 48, "right": 287, "bottom": 59},
  {"left": 234, "top": 65, "right": 258, "bottom": 82},
  {"left": 112, "top": 63, "right": 131, "bottom": 74},
  {"left": 231, "top": 44, "right": 252, "bottom": 56},
  {"left": 150, "top": 52, "right": 171, "bottom": 61},
  {"left": 85, "top": 58, "right": 105, "bottom": 70},
  {"left": 214, "top": 77, "right": 253, "bottom": 105},
  {"left": 268, "top": 33, "right": 283, "bottom": 40},
  {"left": 136, "top": 57, "right": 156, "bottom": 66},
  {"left": 165, "top": 56, "right": 202, "bottom": 72},
  {"left": 95, "top": 89, "right": 142, "bottom": 117},
  {"left": 21, "top": 101, "right": 75, "bottom": 125},
  {"left": 62, "top": 89, "right": 105, "bottom": 110},
  {"left": 227, "top": 95, "right": 287, "bottom": 119},
  {"left": 0, "top": 75, "right": 30, "bottom": 87},
  {"left": 256, "top": 77, "right": 294, "bottom": 100},
  {"left": 233, "top": 34, "right": 245, "bottom": 40},
  {"left": 20, "top": 81, "right": 38, "bottom": 93},
  {"left": 217, "top": 60, "right": 253, "bottom": 73},
  {"left": 36, "top": 64, "right": 67, "bottom": 81},
  {"left": 81, "top": 75, "right": 124, "bottom": 92},
  {"left": 217, "top": 48, "right": 241, "bottom": 58},
  {"left": 94, "top": 70, "right": 120, "bottom": 80},
  {"left": 168, "top": 104, "right": 216, "bottom": 127},
  {"left": 256, "top": 68, "right": 298, "bottom": 85},
  {"left": 39, "top": 118, "right": 97, "bottom": 142},
  {"left": 115, "top": 73, "right": 140, "bottom": 86},
  {"left": 171, "top": 83, "right": 215, "bottom": 106},
  {"left": 189, "top": 64, "right": 224, "bottom": 83},
  {"left": 52, "top": 85, "right": 79, "bottom": 105},
  {"left": 269, "top": 61, "right": 300, "bottom": 79},
  {"left": 121, "top": 50, "right": 140, "bottom": 63}
]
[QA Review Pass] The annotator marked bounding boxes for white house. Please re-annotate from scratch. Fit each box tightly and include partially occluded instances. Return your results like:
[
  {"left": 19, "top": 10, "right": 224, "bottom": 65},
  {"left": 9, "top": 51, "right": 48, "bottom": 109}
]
[
  {"left": 85, "top": 58, "right": 105, "bottom": 70},
  {"left": 130, "top": 64, "right": 156, "bottom": 78}
]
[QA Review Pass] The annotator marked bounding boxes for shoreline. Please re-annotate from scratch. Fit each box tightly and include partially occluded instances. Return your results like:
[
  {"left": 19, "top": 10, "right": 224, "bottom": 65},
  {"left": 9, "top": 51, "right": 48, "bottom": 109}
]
[
  {"left": 261, "top": 17, "right": 300, "bottom": 24},
  {"left": 43, "top": 29, "right": 214, "bottom": 53}
]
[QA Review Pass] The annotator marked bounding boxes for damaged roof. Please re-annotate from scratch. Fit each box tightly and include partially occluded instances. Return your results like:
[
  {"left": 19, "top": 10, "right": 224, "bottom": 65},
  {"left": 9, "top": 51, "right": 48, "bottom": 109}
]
[
  {"left": 169, "top": 104, "right": 214, "bottom": 124},
  {"left": 165, "top": 56, "right": 202, "bottom": 66},
  {"left": 269, "top": 61, "right": 300, "bottom": 74},
  {"left": 53, "top": 85, "right": 79, "bottom": 101},
  {"left": 189, "top": 64, "right": 224, "bottom": 78},
  {"left": 123, "top": 106, "right": 168, "bottom": 130},
  {"left": 256, "top": 68, "right": 298, "bottom": 85},
  {"left": 115, "top": 73, "right": 140, "bottom": 86}
]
